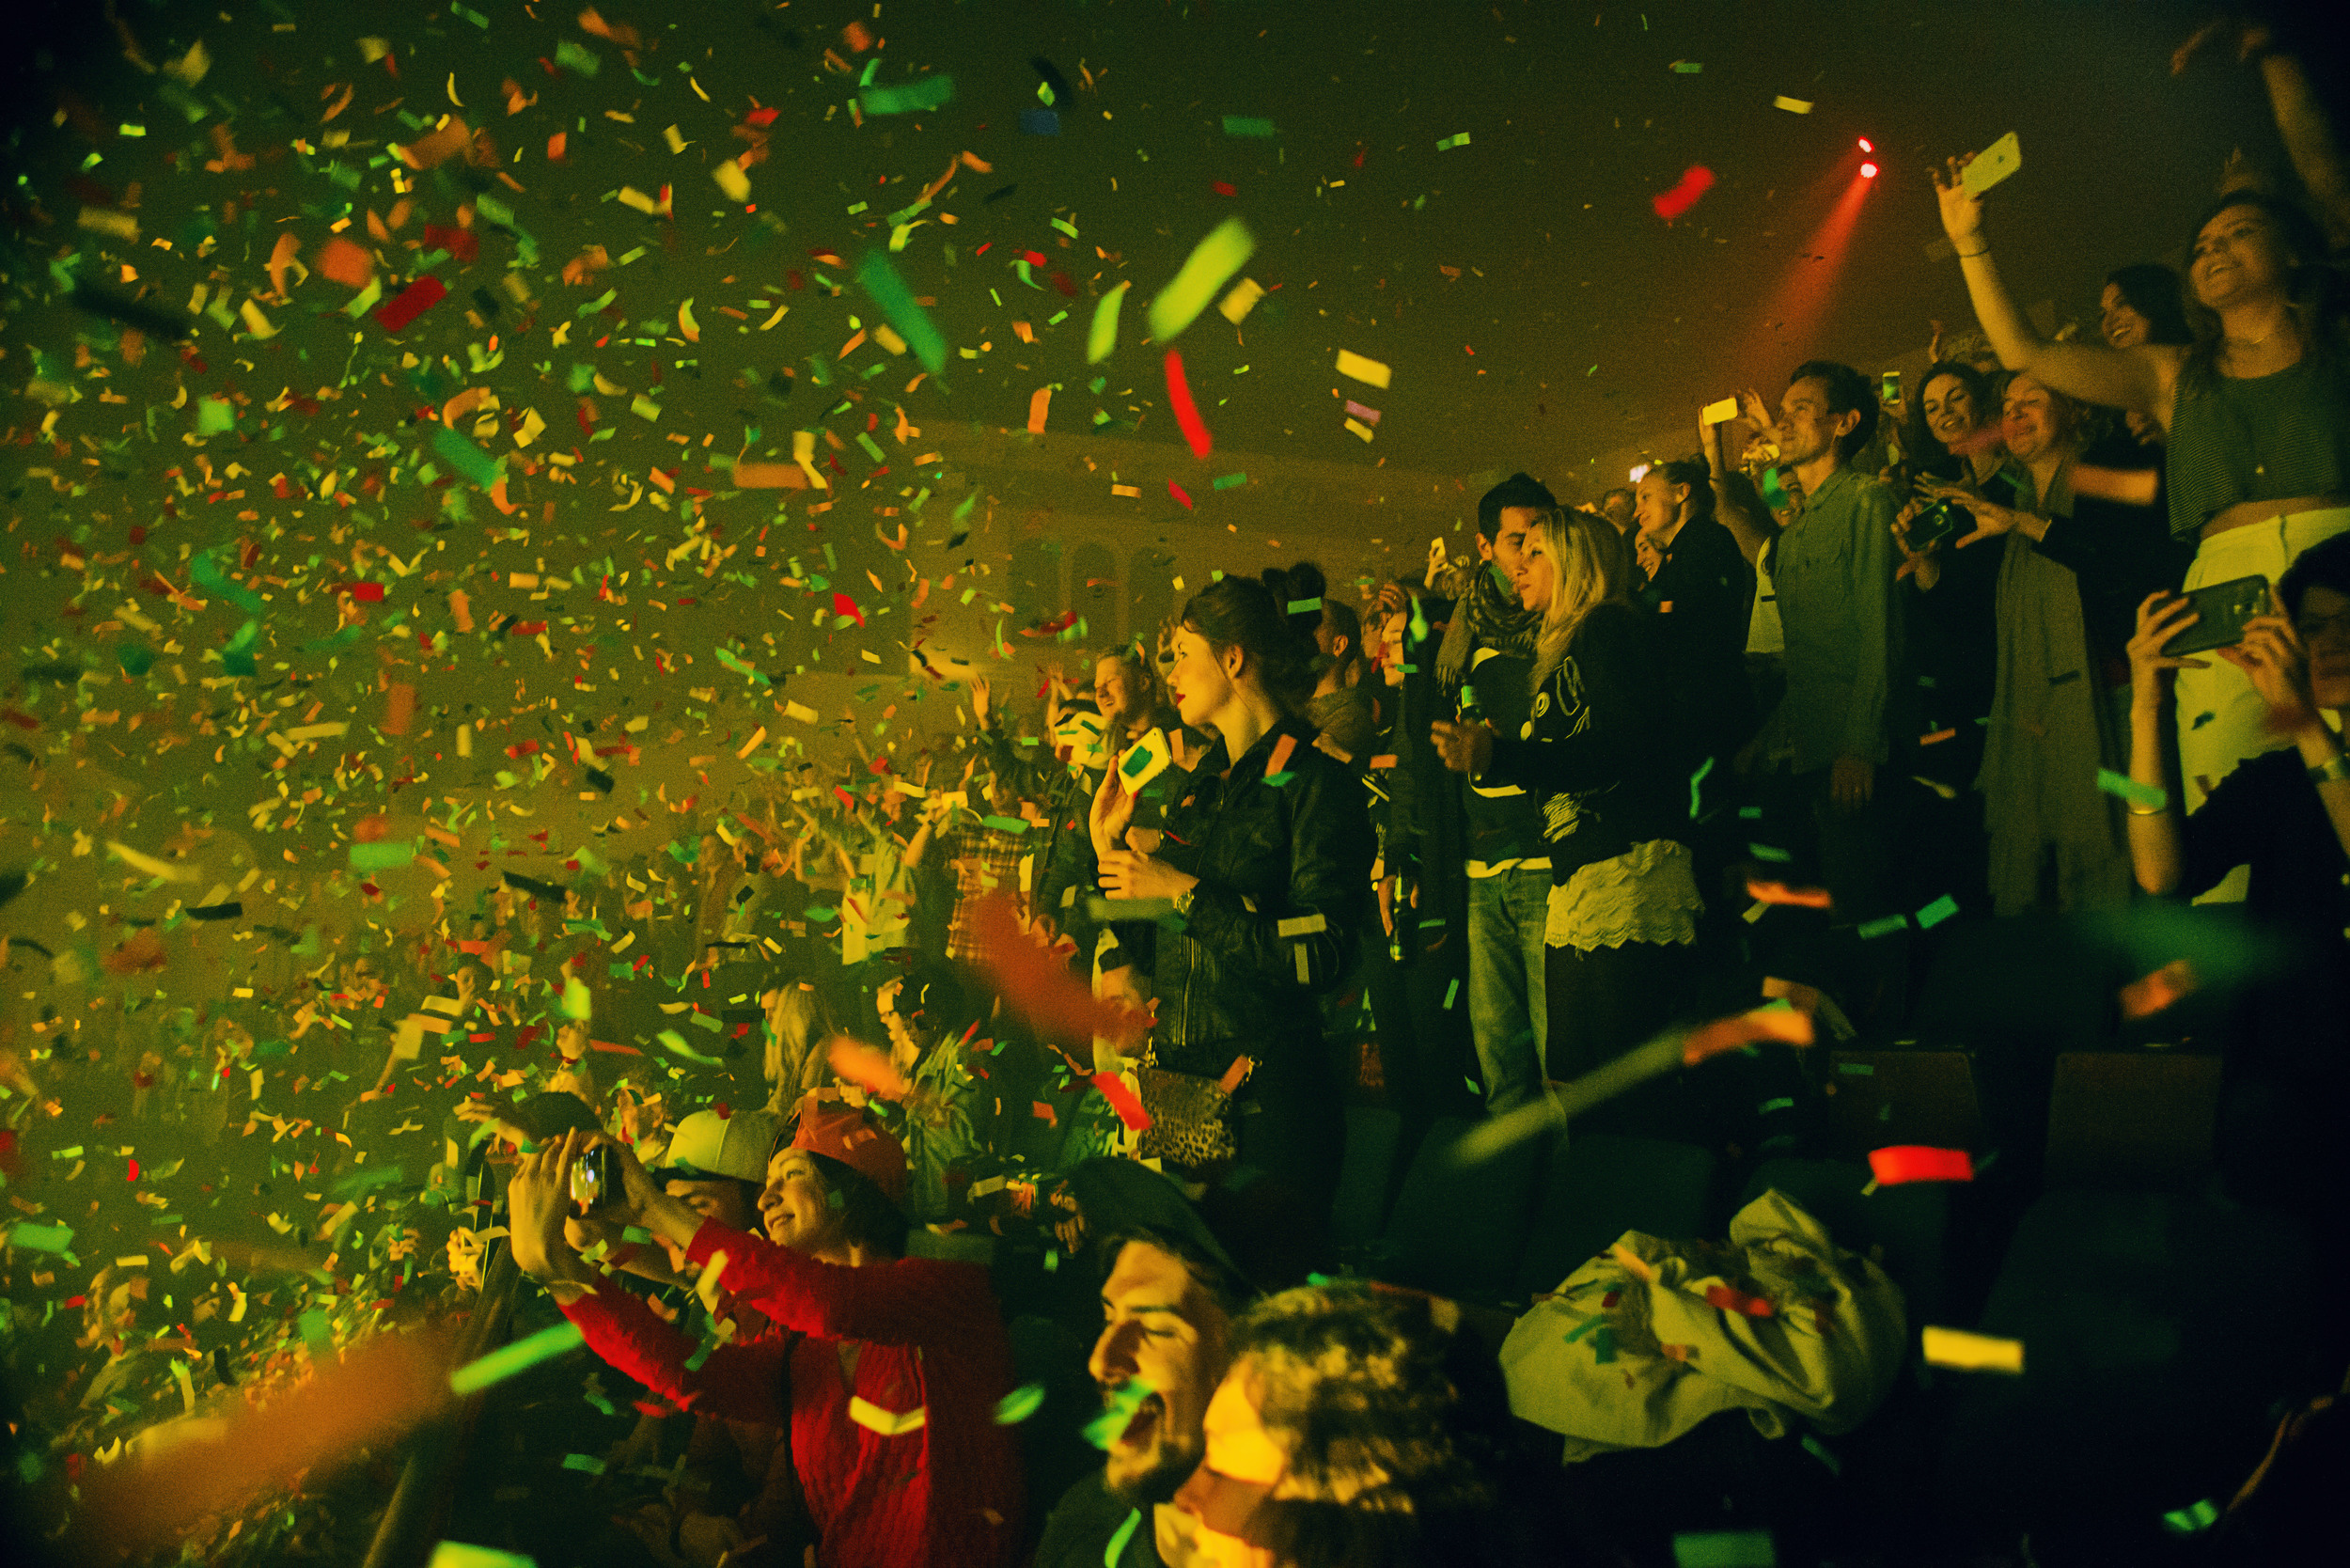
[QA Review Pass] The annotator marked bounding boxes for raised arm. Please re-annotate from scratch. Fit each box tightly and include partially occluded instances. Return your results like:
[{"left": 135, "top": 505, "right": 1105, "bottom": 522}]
[
  {"left": 1933, "top": 155, "right": 2178, "bottom": 420},
  {"left": 1703, "top": 408, "right": 1776, "bottom": 566}
]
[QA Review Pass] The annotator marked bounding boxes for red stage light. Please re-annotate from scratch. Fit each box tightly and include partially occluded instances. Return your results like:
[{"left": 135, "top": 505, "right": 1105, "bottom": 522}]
[
  {"left": 1857, "top": 138, "right": 1873, "bottom": 152},
  {"left": 1860, "top": 162, "right": 1879, "bottom": 179}
]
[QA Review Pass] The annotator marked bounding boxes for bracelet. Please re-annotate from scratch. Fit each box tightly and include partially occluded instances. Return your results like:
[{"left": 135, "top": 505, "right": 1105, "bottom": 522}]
[
  {"left": 1954, "top": 244, "right": 1989, "bottom": 259},
  {"left": 2311, "top": 752, "right": 2350, "bottom": 786}
]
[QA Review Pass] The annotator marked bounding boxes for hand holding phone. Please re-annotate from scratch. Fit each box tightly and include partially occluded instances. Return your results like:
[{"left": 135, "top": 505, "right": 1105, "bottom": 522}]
[
  {"left": 1962, "top": 133, "right": 2023, "bottom": 196},
  {"left": 2160, "top": 574, "right": 2269, "bottom": 655},
  {"left": 569, "top": 1141, "right": 619, "bottom": 1213}
]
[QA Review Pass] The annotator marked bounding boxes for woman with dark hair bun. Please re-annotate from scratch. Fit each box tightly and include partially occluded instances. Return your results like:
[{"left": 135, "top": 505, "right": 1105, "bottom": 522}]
[
  {"left": 2103, "top": 263, "right": 2193, "bottom": 351},
  {"left": 1089, "top": 572, "right": 1374, "bottom": 1222}
]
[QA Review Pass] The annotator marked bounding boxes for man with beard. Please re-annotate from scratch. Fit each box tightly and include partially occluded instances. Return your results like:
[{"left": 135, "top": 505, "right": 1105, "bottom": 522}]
[{"left": 1034, "top": 1226, "right": 1255, "bottom": 1567}]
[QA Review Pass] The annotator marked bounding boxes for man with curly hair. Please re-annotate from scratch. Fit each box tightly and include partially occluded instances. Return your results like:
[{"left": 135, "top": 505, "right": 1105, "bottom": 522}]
[{"left": 1156, "top": 1285, "right": 1506, "bottom": 1568}]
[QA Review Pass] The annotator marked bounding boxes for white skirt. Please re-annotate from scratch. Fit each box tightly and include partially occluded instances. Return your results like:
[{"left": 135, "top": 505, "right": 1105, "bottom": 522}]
[{"left": 1544, "top": 839, "right": 1704, "bottom": 952}]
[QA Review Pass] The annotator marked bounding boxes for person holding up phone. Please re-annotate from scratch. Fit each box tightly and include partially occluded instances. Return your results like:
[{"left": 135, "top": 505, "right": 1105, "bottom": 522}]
[
  {"left": 504, "top": 1097, "right": 1026, "bottom": 1568},
  {"left": 2122, "top": 533, "right": 2350, "bottom": 1213},
  {"left": 1934, "top": 154, "right": 2350, "bottom": 836}
]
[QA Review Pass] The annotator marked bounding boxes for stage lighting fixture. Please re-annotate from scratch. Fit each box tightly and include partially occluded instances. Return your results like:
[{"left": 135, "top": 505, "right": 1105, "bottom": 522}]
[
  {"left": 1857, "top": 138, "right": 1873, "bottom": 152},
  {"left": 1860, "top": 162, "right": 1878, "bottom": 179}
]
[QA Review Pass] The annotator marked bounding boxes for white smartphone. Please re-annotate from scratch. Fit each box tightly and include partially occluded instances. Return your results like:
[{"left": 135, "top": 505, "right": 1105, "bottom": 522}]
[
  {"left": 1962, "top": 133, "right": 2023, "bottom": 196},
  {"left": 1115, "top": 727, "right": 1173, "bottom": 792},
  {"left": 1701, "top": 397, "right": 1740, "bottom": 425}
]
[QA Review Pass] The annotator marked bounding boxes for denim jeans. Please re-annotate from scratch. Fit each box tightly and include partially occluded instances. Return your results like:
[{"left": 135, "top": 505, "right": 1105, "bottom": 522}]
[{"left": 1467, "top": 864, "right": 1552, "bottom": 1113}]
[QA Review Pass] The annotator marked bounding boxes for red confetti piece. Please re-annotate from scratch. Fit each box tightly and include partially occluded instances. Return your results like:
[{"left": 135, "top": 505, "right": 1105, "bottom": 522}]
[
  {"left": 832, "top": 591, "right": 865, "bottom": 627},
  {"left": 1703, "top": 1283, "right": 1777, "bottom": 1318},
  {"left": 348, "top": 582, "right": 386, "bottom": 603},
  {"left": 1167, "top": 480, "right": 1194, "bottom": 510},
  {"left": 1090, "top": 1072, "right": 1154, "bottom": 1133},
  {"left": 1746, "top": 879, "right": 1832, "bottom": 909},
  {"left": 1163, "top": 351, "right": 1214, "bottom": 460},
  {"left": 973, "top": 896, "right": 1152, "bottom": 1052},
  {"left": 1868, "top": 1145, "right": 1975, "bottom": 1184},
  {"left": 1212, "top": 180, "right": 1238, "bottom": 196},
  {"left": 1652, "top": 165, "right": 1716, "bottom": 225},
  {"left": 372, "top": 275, "right": 448, "bottom": 333},
  {"left": 422, "top": 224, "right": 478, "bottom": 264},
  {"left": 2119, "top": 959, "right": 2199, "bottom": 1021},
  {"left": 1680, "top": 1005, "right": 1815, "bottom": 1066}
]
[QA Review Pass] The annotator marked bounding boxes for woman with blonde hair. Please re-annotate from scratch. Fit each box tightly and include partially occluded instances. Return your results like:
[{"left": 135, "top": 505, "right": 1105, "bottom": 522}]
[{"left": 1432, "top": 510, "right": 1703, "bottom": 1116}]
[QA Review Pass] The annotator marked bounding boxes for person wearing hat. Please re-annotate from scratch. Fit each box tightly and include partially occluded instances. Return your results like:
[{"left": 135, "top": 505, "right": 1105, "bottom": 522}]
[
  {"left": 565, "top": 1106, "right": 783, "bottom": 1291},
  {"left": 507, "top": 1093, "right": 1025, "bottom": 1568}
]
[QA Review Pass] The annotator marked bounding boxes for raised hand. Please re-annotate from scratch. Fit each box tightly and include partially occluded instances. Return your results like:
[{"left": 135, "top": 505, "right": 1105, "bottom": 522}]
[
  {"left": 1089, "top": 766, "right": 1137, "bottom": 858},
  {"left": 2126, "top": 591, "right": 2213, "bottom": 710},
  {"left": 1932, "top": 154, "right": 1986, "bottom": 243},
  {"left": 2215, "top": 599, "right": 2320, "bottom": 732}
]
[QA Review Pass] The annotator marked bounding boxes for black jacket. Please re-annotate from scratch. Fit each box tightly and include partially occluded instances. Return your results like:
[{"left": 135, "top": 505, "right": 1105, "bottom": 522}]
[
  {"left": 1121, "top": 716, "right": 1375, "bottom": 1075},
  {"left": 1483, "top": 603, "right": 1687, "bottom": 883}
]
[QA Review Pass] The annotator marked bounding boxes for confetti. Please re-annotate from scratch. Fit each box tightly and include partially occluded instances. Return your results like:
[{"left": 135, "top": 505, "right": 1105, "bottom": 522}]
[
  {"left": 1866, "top": 1146, "right": 1975, "bottom": 1185},
  {"left": 1162, "top": 352, "right": 1214, "bottom": 460},
  {"left": 449, "top": 1322, "right": 587, "bottom": 1394},
  {"left": 1920, "top": 1325, "right": 2024, "bottom": 1374},
  {"left": 1147, "top": 217, "right": 1256, "bottom": 343}
]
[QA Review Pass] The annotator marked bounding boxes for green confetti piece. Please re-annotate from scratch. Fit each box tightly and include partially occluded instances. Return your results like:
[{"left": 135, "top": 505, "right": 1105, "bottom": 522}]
[
  {"left": 1465, "top": 1077, "right": 1480, "bottom": 1095},
  {"left": 195, "top": 396, "right": 238, "bottom": 435},
  {"left": 555, "top": 39, "right": 601, "bottom": 76},
  {"left": 299, "top": 1309, "right": 334, "bottom": 1349},
  {"left": 429, "top": 1543, "right": 539, "bottom": 1568},
  {"left": 992, "top": 1383, "right": 1047, "bottom": 1424},
  {"left": 1286, "top": 598, "right": 1323, "bottom": 613},
  {"left": 4, "top": 1223, "right": 75, "bottom": 1253},
  {"left": 1221, "top": 117, "right": 1277, "bottom": 137},
  {"left": 1800, "top": 1435, "right": 1842, "bottom": 1477},
  {"left": 1856, "top": 915, "right": 1909, "bottom": 940},
  {"left": 1436, "top": 133, "right": 1472, "bottom": 150},
  {"left": 1147, "top": 217, "right": 1256, "bottom": 343},
  {"left": 1747, "top": 842, "right": 1792, "bottom": 863},
  {"left": 1443, "top": 978, "right": 1460, "bottom": 1010},
  {"left": 1669, "top": 60, "right": 1705, "bottom": 73},
  {"left": 656, "top": 1029, "right": 723, "bottom": 1066},
  {"left": 1838, "top": 1061, "right": 1876, "bottom": 1075},
  {"left": 855, "top": 431, "right": 887, "bottom": 464},
  {"left": 349, "top": 841, "right": 416, "bottom": 872},
  {"left": 1081, "top": 1379, "right": 1155, "bottom": 1449},
  {"left": 450, "top": 1321, "right": 587, "bottom": 1394},
  {"left": 854, "top": 250, "right": 948, "bottom": 376},
  {"left": 1104, "top": 1508, "right": 1143, "bottom": 1565},
  {"left": 431, "top": 427, "right": 504, "bottom": 490},
  {"left": 1914, "top": 894, "right": 1960, "bottom": 929},
  {"left": 1673, "top": 1530, "right": 1777, "bottom": 1568},
  {"left": 1757, "top": 1097, "right": 1795, "bottom": 1114},
  {"left": 861, "top": 74, "right": 957, "bottom": 117},
  {"left": 1086, "top": 283, "right": 1127, "bottom": 365},
  {"left": 1592, "top": 1325, "right": 1618, "bottom": 1364},
  {"left": 2094, "top": 768, "right": 2166, "bottom": 811},
  {"left": 1688, "top": 755, "right": 1716, "bottom": 820},
  {"left": 189, "top": 549, "right": 266, "bottom": 613},
  {"left": 2161, "top": 1498, "right": 2219, "bottom": 1535},
  {"left": 560, "top": 1452, "right": 605, "bottom": 1474},
  {"left": 978, "top": 815, "right": 1031, "bottom": 834}
]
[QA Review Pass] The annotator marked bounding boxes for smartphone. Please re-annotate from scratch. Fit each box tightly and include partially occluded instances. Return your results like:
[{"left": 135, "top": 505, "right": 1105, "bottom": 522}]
[
  {"left": 569, "top": 1142, "right": 617, "bottom": 1212},
  {"left": 1701, "top": 396, "right": 1740, "bottom": 425},
  {"left": 1881, "top": 371, "right": 1903, "bottom": 406},
  {"left": 1904, "top": 495, "right": 1971, "bottom": 553},
  {"left": 2161, "top": 575, "right": 2271, "bottom": 656},
  {"left": 1115, "top": 727, "right": 1173, "bottom": 792},
  {"left": 1962, "top": 133, "right": 2023, "bottom": 196}
]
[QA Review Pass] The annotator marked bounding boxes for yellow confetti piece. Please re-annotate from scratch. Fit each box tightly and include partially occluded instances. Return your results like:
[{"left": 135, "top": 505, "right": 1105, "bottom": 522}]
[
  {"left": 785, "top": 700, "right": 820, "bottom": 723},
  {"left": 1335, "top": 350, "right": 1391, "bottom": 389},
  {"left": 1921, "top": 1325, "right": 2024, "bottom": 1373},
  {"left": 240, "top": 299, "right": 278, "bottom": 339},
  {"left": 712, "top": 159, "right": 750, "bottom": 202},
  {"left": 735, "top": 727, "right": 768, "bottom": 760},
  {"left": 1218, "top": 277, "right": 1263, "bottom": 324},
  {"left": 662, "top": 124, "right": 686, "bottom": 154},
  {"left": 1148, "top": 216, "right": 1256, "bottom": 342},
  {"left": 1344, "top": 417, "right": 1374, "bottom": 443},
  {"left": 106, "top": 840, "right": 198, "bottom": 882}
]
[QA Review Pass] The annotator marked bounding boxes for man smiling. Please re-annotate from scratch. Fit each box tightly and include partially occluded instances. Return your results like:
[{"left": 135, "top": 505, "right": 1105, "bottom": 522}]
[{"left": 1035, "top": 1225, "right": 1254, "bottom": 1568}]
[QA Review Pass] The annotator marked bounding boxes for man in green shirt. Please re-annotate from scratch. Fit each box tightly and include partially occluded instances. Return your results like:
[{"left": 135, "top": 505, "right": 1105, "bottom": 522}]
[{"left": 1747, "top": 362, "right": 1911, "bottom": 1003}]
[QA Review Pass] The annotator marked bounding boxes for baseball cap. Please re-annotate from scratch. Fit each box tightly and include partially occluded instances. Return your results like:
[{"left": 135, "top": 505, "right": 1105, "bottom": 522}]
[
  {"left": 651, "top": 1107, "right": 785, "bottom": 1185},
  {"left": 788, "top": 1093, "right": 910, "bottom": 1211}
]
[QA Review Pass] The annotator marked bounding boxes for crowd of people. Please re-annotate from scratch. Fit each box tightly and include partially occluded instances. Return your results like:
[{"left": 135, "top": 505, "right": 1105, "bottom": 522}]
[
  {"left": 427, "top": 118, "right": 2350, "bottom": 1560},
  {"left": 14, "top": 19, "right": 2350, "bottom": 1568}
]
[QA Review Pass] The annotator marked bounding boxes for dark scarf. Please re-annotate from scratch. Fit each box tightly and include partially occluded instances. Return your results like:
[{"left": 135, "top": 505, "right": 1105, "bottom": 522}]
[{"left": 1437, "top": 559, "right": 1540, "bottom": 684}]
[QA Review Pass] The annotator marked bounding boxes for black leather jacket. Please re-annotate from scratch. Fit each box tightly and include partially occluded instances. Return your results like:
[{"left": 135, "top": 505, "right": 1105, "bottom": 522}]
[{"left": 1123, "top": 716, "right": 1375, "bottom": 1076}]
